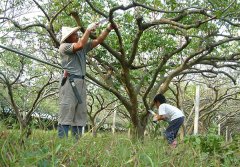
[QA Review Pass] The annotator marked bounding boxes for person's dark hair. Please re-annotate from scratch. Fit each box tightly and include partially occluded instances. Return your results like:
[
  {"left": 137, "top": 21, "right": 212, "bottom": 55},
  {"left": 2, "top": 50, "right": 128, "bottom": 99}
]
[{"left": 154, "top": 94, "right": 166, "bottom": 104}]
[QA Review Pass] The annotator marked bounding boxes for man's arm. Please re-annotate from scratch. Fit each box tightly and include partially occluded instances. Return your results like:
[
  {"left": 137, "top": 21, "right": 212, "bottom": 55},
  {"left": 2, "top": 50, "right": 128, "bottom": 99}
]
[
  {"left": 73, "top": 29, "right": 91, "bottom": 52},
  {"left": 73, "top": 23, "right": 99, "bottom": 52},
  {"left": 91, "top": 24, "right": 115, "bottom": 49},
  {"left": 153, "top": 114, "right": 167, "bottom": 122}
]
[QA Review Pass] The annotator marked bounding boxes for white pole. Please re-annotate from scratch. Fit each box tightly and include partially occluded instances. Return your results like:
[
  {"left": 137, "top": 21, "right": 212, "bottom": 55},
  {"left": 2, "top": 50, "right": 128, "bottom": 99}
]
[
  {"left": 128, "top": 128, "right": 131, "bottom": 138},
  {"left": 82, "top": 126, "right": 85, "bottom": 135},
  {"left": 218, "top": 115, "right": 221, "bottom": 135},
  {"left": 225, "top": 126, "right": 228, "bottom": 142},
  {"left": 112, "top": 108, "right": 117, "bottom": 134},
  {"left": 194, "top": 85, "right": 200, "bottom": 135}
]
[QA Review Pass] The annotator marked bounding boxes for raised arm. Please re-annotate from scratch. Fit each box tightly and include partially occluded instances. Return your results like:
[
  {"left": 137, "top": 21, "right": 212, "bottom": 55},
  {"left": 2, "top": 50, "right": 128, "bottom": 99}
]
[
  {"left": 91, "top": 24, "right": 115, "bottom": 49},
  {"left": 73, "top": 23, "right": 98, "bottom": 52},
  {"left": 73, "top": 30, "right": 91, "bottom": 52}
]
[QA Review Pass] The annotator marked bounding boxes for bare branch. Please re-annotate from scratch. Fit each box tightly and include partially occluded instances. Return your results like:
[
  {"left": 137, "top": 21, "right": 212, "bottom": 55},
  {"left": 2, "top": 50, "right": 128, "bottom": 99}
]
[
  {"left": 0, "top": 17, "right": 60, "bottom": 47},
  {"left": 86, "top": 73, "right": 132, "bottom": 111},
  {"left": 179, "top": 69, "right": 237, "bottom": 84},
  {"left": 26, "top": 74, "right": 56, "bottom": 119},
  {"left": 128, "top": 30, "right": 143, "bottom": 65},
  {"left": 10, "top": 57, "right": 24, "bottom": 85},
  {"left": 32, "top": 0, "right": 50, "bottom": 21},
  {"left": 50, "top": 1, "right": 73, "bottom": 27},
  {"left": 85, "top": 0, "right": 108, "bottom": 17},
  {"left": 143, "top": 36, "right": 191, "bottom": 102}
]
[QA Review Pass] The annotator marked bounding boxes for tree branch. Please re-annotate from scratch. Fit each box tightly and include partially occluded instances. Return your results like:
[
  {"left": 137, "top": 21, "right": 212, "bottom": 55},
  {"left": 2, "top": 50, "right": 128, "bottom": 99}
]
[
  {"left": 86, "top": 73, "right": 132, "bottom": 111},
  {"left": 85, "top": 0, "right": 108, "bottom": 17},
  {"left": 32, "top": 0, "right": 50, "bottom": 21},
  {"left": 128, "top": 30, "right": 143, "bottom": 65}
]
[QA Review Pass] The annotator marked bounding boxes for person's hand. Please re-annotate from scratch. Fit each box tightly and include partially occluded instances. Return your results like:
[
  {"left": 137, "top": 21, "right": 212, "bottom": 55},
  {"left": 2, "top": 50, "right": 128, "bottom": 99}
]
[
  {"left": 107, "top": 23, "right": 118, "bottom": 31},
  {"left": 87, "top": 23, "right": 99, "bottom": 32},
  {"left": 153, "top": 115, "right": 159, "bottom": 122}
]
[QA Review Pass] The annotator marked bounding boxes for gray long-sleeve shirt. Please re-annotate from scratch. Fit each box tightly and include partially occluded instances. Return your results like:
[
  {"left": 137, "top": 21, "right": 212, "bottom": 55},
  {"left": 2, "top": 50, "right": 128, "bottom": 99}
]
[{"left": 59, "top": 42, "right": 92, "bottom": 76}]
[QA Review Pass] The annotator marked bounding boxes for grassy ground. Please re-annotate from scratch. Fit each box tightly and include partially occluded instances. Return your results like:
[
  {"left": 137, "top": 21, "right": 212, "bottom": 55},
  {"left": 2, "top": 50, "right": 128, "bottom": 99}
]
[{"left": 0, "top": 128, "right": 239, "bottom": 167}]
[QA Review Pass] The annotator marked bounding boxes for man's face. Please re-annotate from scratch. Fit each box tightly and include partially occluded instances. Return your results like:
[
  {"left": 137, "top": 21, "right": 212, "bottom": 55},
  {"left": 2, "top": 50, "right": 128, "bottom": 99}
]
[{"left": 68, "top": 32, "right": 79, "bottom": 43}]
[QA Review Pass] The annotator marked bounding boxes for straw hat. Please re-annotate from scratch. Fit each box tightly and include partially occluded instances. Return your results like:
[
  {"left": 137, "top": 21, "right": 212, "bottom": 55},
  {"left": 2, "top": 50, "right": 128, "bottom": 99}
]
[{"left": 60, "top": 26, "right": 80, "bottom": 43}]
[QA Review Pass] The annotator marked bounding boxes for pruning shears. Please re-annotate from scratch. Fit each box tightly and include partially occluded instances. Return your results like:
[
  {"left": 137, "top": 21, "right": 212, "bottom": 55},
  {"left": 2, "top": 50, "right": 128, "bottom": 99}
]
[{"left": 148, "top": 110, "right": 158, "bottom": 124}]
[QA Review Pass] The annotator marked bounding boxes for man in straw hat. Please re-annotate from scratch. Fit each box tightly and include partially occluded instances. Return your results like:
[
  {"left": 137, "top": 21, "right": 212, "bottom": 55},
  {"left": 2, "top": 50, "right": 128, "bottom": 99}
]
[{"left": 58, "top": 23, "right": 115, "bottom": 139}]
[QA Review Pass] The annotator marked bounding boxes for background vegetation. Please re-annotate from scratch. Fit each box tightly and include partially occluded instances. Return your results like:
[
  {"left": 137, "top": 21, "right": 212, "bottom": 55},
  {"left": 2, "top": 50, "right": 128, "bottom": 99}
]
[
  {"left": 0, "top": 124, "right": 239, "bottom": 167},
  {"left": 0, "top": 0, "right": 240, "bottom": 166}
]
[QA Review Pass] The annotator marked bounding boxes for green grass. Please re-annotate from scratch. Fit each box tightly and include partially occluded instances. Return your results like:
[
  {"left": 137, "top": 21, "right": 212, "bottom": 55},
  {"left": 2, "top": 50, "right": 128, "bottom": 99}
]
[{"left": 0, "top": 128, "right": 239, "bottom": 167}]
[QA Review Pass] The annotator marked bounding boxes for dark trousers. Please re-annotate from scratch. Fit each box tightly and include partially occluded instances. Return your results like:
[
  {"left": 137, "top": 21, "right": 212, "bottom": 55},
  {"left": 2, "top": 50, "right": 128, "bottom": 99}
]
[
  {"left": 58, "top": 125, "right": 83, "bottom": 140},
  {"left": 164, "top": 117, "right": 184, "bottom": 144}
]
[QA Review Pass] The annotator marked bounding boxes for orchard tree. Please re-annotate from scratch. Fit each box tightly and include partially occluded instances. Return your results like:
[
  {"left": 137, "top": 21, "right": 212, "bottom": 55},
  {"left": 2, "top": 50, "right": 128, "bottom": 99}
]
[
  {"left": 1, "top": 0, "right": 240, "bottom": 139},
  {"left": 0, "top": 0, "right": 63, "bottom": 138},
  {"left": 0, "top": 51, "right": 58, "bottom": 137},
  {"left": 169, "top": 73, "right": 240, "bottom": 135},
  {"left": 87, "top": 86, "right": 118, "bottom": 137}
]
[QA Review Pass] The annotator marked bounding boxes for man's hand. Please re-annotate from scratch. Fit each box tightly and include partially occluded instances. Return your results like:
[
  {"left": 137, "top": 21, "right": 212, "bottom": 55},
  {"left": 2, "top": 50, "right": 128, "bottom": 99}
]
[
  {"left": 107, "top": 23, "right": 117, "bottom": 31},
  {"left": 153, "top": 114, "right": 167, "bottom": 122},
  {"left": 153, "top": 115, "right": 159, "bottom": 122},
  {"left": 87, "top": 23, "right": 99, "bottom": 31}
]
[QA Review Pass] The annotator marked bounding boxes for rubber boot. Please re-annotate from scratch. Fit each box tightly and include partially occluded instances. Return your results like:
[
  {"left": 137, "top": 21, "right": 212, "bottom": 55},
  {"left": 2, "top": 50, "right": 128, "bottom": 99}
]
[
  {"left": 58, "top": 124, "right": 69, "bottom": 138},
  {"left": 72, "top": 126, "right": 83, "bottom": 140}
]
